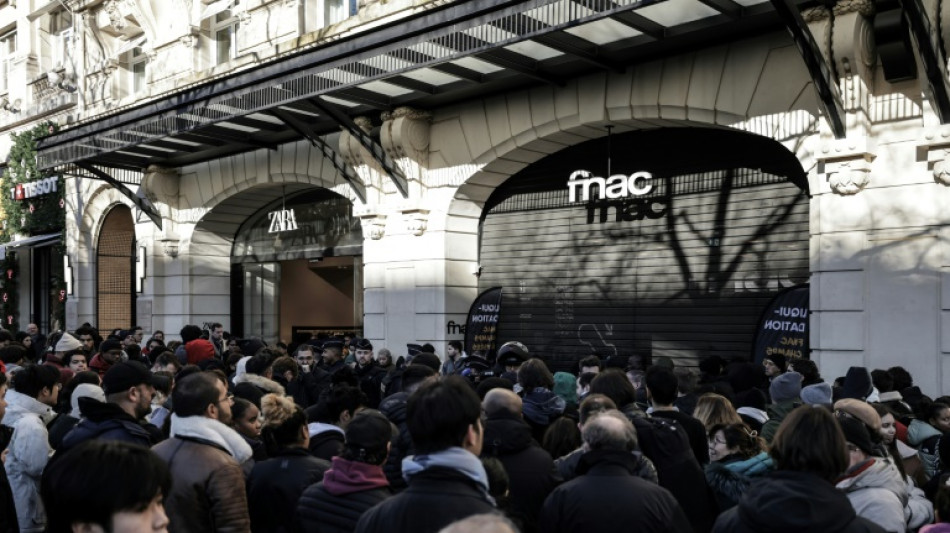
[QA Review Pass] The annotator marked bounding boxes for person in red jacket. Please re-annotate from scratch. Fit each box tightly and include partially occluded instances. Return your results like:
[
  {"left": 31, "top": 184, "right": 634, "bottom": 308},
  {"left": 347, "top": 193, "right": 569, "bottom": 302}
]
[{"left": 89, "top": 339, "right": 124, "bottom": 378}]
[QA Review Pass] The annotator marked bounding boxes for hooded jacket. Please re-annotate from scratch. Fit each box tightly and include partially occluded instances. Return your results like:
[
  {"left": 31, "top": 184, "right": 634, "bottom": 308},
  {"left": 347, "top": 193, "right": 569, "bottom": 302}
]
[
  {"left": 247, "top": 447, "right": 330, "bottom": 533},
  {"left": 58, "top": 397, "right": 153, "bottom": 452},
  {"left": 296, "top": 456, "right": 392, "bottom": 533},
  {"left": 713, "top": 470, "right": 887, "bottom": 533},
  {"left": 308, "top": 423, "right": 345, "bottom": 461},
  {"left": 907, "top": 419, "right": 943, "bottom": 479},
  {"left": 378, "top": 391, "right": 412, "bottom": 491},
  {"left": 835, "top": 458, "right": 908, "bottom": 533},
  {"left": 521, "top": 387, "right": 566, "bottom": 442},
  {"left": 705, "top": 451, "right": 774, "bottom": 511},
  {"left": 3, "top": 390, "right": 54, "bottom": 533},
  {"left": 233, "top": 373, "right": 286, "bottom": 396}
]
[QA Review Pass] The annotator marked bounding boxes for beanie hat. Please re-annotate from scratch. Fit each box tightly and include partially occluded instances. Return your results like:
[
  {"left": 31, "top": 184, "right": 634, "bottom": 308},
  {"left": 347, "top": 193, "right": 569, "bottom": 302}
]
[
  {"left": 833, "top": 398, "right": 882, "bottom": 434},
  {"left": 410, "top": 352, "right": 441, "bottom": 372},
  {"left": 185, "top": 339, "right": 215, "bottom": 365},
  {"left": 99, "top": 338, "right": 123, "bottom": 354},
  {"left": 838, "top": 415, "right": 875, "bottom": 455},
  {"left": 769, "top": 371, "right": 802, "bottom": 404},
  {"left": 764, "top": 353, "right": 787, "bottom": 371},
  {"left": 552, "top": 372, "right": 578, "bottom": 407},
  {"left": 841, "top": 367, "right": 873, "bottom": 401},
  {"left": 55, "top": 332, "right": 83, "bottom": 352},
  {"left": 801, "top": 382, "right": 833, "bottom": 406},
  {"left": 71, "top": 383, "right": 106, "bottom": 418}
]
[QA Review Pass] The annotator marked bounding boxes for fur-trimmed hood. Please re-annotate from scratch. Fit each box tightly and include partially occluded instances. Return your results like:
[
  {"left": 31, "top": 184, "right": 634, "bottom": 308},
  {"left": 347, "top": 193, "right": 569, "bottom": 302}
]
[{"left": 233, "top": 372, "right": 285, "bottom": 395}]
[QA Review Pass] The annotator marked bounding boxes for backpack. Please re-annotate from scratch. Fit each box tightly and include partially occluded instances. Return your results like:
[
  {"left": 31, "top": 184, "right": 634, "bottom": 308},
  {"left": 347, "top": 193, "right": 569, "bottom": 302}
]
[{"left": 629, "top": 415, "right": 696, "bottom": 476}]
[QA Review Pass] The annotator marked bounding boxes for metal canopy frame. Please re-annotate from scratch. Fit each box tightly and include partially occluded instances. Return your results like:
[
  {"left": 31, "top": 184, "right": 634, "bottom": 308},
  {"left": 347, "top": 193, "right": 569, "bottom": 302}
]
[
  {"left": 37, "top": 0, "right": 820, "bottom": 179},
  {"left": 71, "top": 163, "right": 164, "bottom": 229},
  {"left": 898, "top": 0, "right": 950, "bottom": 123}
]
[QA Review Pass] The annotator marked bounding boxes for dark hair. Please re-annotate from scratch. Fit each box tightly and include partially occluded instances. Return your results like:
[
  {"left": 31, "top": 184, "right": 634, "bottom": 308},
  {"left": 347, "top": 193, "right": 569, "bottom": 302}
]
[
  {"left": 0, "top": 371, "right": 7, "bottom": 388},
  {"left": 542, "top": 416, "right": 582, "bottom": 459},
  {"left": 331, "top": 366, "right": 359, "bottom": 388},
  {"left": 317, "top": 385, "right": 367, "bottom": 424},
  {"left": 179, "top": 325, "right": 202, "bottom": 343},
  {"left": 210, "top": 323, "right": 223, "bottom": 331},
  {"left": 789, "top": 359, "right": 821, "bottom": 386},
  {"left": 517, "top": 358, "right": 554, "bottom": 391},
  {"left": 421, "top": 343, "right": 436, "bottom": 354},
  {"left": 12, "top": 364, "right": 60, "bottom": 398},
  {"left": 64, "top": 350, "right": 86, "bottom": 366},
  {"left": 770, "top": 405, "right": 848, "bottom": 483},
  {"left": 577, "top": 372, "right": 597, "bottom": 389},
  {"left": 708, "top": 423, "right": 764, "bottom": 460},
  {"left": 0, "top": 343, "right": 29, "bottom": 365},
  {"left": 578, "top": 355, "right": 602, "bottom": 371},
  {"left": 448, "top": 340, "right": 463, "bottom": 352},
  {"left": 918, "top": 400, "right": 950, "bottom": 425},
  {"left": 888, "top": 366, "right": 913, "bottom": 391},
  {"left": 340, "top": 410, "right": 392, "bottom": 466},
  {"left": 260, "top": 394, "right": 307, "bottom": 453},
  {"left": 152, "top": 352, "right": 181, "bottom": 372},
  {"left": 0, "top": 330, "right": 12, "bottom": 343},
  {"left": 42, "top": 440, "right": 171, "bottom": 533},
  {"left": 578, "top": 393, "right": 617, "bottom": 425},
  {"left": 172, "top": 372, "right": 221, "bottom": 417},
  {"left": 588, "top": 369, "right": 637, "bottom": 409},
  {"left": 871, "top": 403, "right": 907, "bottom": 479},
  {"left": 271, "top": 356, "right": 298, "bottom": 379},
  {"left": 871, "top": 369, "right": 894, "bottom": 393},
  {"left": 674, "top": 368, "right": 698, "bottom": 394},
  {"left": 480, "top": 456, "right": 509, "bottom": 499},
  {"left": 151, "top": 372, "right": 174, "bottom": 397},
  {"left": 245, "top": 353, "right": 274, "bottom": 376},
  {"left": 407, "top": 376, "right": 481, "bottom": 454},
  {"left": 401, "top": 364, "right": 436, "bottom": 393},
  {"left": 232, "top": 397, "right": 257, "bottom": 423},
  {"left": 645, "top": 366, "right": 678, "bottom": 406}
]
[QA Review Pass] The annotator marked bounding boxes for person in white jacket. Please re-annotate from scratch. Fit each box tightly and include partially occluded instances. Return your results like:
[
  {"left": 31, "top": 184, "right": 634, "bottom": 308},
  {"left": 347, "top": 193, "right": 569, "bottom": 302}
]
[{"left": 2, "top": 364, "right": 60, "bottom": 533}]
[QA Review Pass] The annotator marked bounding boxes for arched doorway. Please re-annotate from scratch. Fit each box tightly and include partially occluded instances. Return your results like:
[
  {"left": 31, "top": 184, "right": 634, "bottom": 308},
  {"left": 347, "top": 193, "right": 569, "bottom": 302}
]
[
  {"left": 477, "top": 127, "right": 810, "bottom": 372},
  {"left": 97, "top": 205, "right": 135, "bottom": 333}
]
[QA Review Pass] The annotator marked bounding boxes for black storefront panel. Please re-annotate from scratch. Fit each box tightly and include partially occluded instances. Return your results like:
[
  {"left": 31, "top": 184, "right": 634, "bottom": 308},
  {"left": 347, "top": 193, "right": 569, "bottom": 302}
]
[{"left": 478, "top": 129, "right": 810, "bottom": 372}]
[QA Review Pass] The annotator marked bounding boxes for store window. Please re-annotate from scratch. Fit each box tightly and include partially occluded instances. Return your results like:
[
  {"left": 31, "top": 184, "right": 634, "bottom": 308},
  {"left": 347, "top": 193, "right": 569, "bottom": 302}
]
[{"left": 97, "top": 205, "right": 135, "bottom": 334}]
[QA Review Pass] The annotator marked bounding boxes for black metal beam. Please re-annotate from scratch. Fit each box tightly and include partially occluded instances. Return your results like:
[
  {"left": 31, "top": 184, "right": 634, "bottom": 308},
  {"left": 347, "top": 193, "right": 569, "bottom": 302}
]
[
  {"left": 696, "top": 0, "right": 743, "bottom": 19},
  {"left": 267, "top": 108, "right": 367, "bottom": 203},
  {"left": 488, "top": 14, "right": 624, "bottom": 72},
  {"left": 307, "top": 97, "right": 409, "bottom": 198},
  {"left": 610, "top": 11, "right": 665, "bottom": 40},
  {"left": 74, "top": 163, "right": 163, "bottom": 229},
  {"left": 432, "top": 32, "right": 565, "bottom": 86},
  {"left": 769, "top": 0, "right": 846, "bottom": 138},
  {"left": 898, "top": 0, "right": 950, "bottom": 123},
  {"left": 191, "top": 125, "right": 280, "bottom": 150}
]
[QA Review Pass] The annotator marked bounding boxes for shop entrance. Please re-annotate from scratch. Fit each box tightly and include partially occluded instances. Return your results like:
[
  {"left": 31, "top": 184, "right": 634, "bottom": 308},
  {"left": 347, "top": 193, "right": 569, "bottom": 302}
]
[{"left": 231, "top": 188, "right": 363, "bottom": 343}]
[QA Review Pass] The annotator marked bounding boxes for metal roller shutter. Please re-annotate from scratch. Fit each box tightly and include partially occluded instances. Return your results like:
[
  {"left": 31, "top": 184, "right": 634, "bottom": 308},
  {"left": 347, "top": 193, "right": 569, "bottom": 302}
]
[{"left": 478, "top": 128, "right": 810, "bottom": 373}]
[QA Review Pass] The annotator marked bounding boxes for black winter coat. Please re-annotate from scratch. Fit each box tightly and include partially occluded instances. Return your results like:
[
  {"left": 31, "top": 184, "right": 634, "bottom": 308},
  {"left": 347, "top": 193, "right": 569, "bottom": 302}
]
[
  {"left": 59, "top": 398, "right": 153, "bottom": 453},
  {"left": 275, "top": 370, "right": 330, "bottom": 409},
  {"left": 354, "top": 467, "right": 497, "bottom": 533},
  {"left": 309, "top": 430, "right": 345, "bottom": 461},
  {"left": 651, "top": 409, "right": 709, "bottom": 464},
  {"left": 355, "top": 362, "right": 386, "bottom": 409},
  {"left": 482, "top": 414, "right": 559, "bottom": 533},
  {"left": 554, "top": 446, "right": 658, "bottom": 483},
  {"left": 378, "top": 392, "right": 412, "bottom": 491},
  {"left": 295, "top": 481, "right": 390, "bottom": 533},
  {"left": 539, "top": 450, "right": 692, "bottom": 533},
  {"left": 713, "top": 471, "right": 888, "bottom": 533},
  {"left": 247, "top": 447, "right": 331, "bottom": 533}
]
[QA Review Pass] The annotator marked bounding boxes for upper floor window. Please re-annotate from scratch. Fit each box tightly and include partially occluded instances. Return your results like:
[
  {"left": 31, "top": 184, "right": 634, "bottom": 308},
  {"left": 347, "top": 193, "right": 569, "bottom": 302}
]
[
  {"left": 49, "top": 10, "right": 73, "bottom": 70},
  {"left": 212, "top": 1, "right": 240, "bottom": 65},
  {"left": 325, "top": 0, "right": 357, "bottom": 26},
  {"left": 0, "top": 30, "right": 15, "bottom": 93},
  {"left": 130, "top": 46, "right": 147, "bottom": 94}
]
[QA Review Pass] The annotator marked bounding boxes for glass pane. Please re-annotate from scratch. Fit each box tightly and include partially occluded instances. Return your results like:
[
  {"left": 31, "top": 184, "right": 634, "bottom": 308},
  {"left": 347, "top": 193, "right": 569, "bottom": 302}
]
[
  {"left": 326, "top": 0, "right": 345, "bottom": 25},
  {"left": 243, "top": 262, "right": 280, "bottom": 342},
  {"left": 215, "top": 27, "right": 233, "bottom": 64},
  {"left": 132, "top": 61, "right": 146, "bottom": 93}
]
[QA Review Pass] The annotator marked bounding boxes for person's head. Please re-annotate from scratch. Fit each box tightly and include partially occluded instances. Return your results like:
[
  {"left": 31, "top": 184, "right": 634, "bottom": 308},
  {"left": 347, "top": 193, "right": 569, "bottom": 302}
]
[
  {"left": 145, "top": 338, "right": 165, "bottom": 355},
  {"left": 788, "top": 358, "right": 821, "bottom": 386},
  {"left": 294, "top": 345, "right": 316, "bottom": 373},
  {"left": 541, "top": 416, "right": 582, "bottom": 459},
  {"left": 578, "top": 355, "right": 602, "bottom": 375},
  {"left": 926, "top": 401, "right": 950, "bottom": 433},
  {"left": 353, "top": 338, "right": 374, "bottom": 367},
  {"left": 517, "top": 358, "right": 553, "bottom": 391},
  {"left": 496, "top": 341, "right": 529, "bottom": 373},
  {"left": 401, "top": 364, "right": 437, "bottom": 394},
  {"left": 152, "top": 330, "right": 164, "bottom": 342},
  {"left": 179, "top": 325, "right": 201, "bottom": 344},
  {"left": 41, "top": 440, "right": 170, "bottom": 533},
  {"left": 151, "top": 352, "right": 181, "bottom": 375},
  {"left": 103, "top": 361, "right": 156, "bottom": 420},
  {"left": 172, "top": 372, "right": 233, "bottom": 424},
  {"left": 376, "top": 348, "right": 393, "bottom": 367},
  {"left": 77, "top": 330, "right": 97, "bottom": 352},
  {"left": 578, "top": 393, "right": 617, "bottom": 426},
  {"left": 245, "top": 353, "right": 274, "bottom": 379},
  {"left": 446, "top": 341, "right": 463, "bottom": 360},
  {"left": 870, "top": 369, "right": 894, "bottom": 393},
  {"left": 407, "top": 375, "right": 482, "bottom": 455},
  {"left": 12, "top": 364, "right": 61, "bottom": 405},
  {"left": 482, "top": 388, "right": 522, "bottom": 419},
  {"left": 232, "top": 397, "right": 262, "bottom": 441},
  {"left": 888, "top": 366, "right": 913, "bottom": 392},
  {"left": 210, "top": 323, "right": 223, "bottom": 341},
  {"left": 582, "top": 410, "right": 638, "bottom": 452},
  {"left": 763, "top": 354, "right": 786, "bottom": 378},
  {"left": 99, "top": 339, "right": 125, "bottom": 365},
  {"left": 707, "top": 423, "right": 764, "bottom": 462},
  {"left": 438, "top": 513, "right": 519, "bottom": 533},
  {"left": 836, "top": 414, "right": 877, "bottom": 469},
  {"left": 577, "top": 372, "right": 596, "bottom": 398},
  {"left": 934, "top": 483, "right": 950, "bottom": 524},
  {"left": 131, "top": 327, "right": 144, "bottom": 345},
  {"left": 321, "top": 342, "right": 343, "bottom": 365},
  {"left": 588, "top": 368, "right": 637, "bottom": 408},
  {"left": 66, "top": 350, "right": 88, "bottom": 373},
  {"left": 271, "top": 356, "right": 298, "bottom": 382},
  {"left": 16, "top": 332, "right": 32, "bottom": 349},
  {"left": 770, "top": 405, "right": 848, "bottom": 483},
  {"left": 341, "top": 409, "right": 393, "bottom": 465},
  {"left": 260, "top": 393, "right": 308, "bottom": 451},
  {"left": 317, "top": 385, "right": 367, "bottom": 427},
  {"left": 872, "top": 403, "right": 897, "bottom": 445},
  {"left": 0, "top": 329, "right": 12, "bottom": 347},
  {"left": 644, "top": 365, "right": 678, "bottom": 406},
  {"left": 693, "top": 393, "right": 743, "bottom": 431},
  {"left": 0, "top": 343, "right": 29, "bottom": 367}
]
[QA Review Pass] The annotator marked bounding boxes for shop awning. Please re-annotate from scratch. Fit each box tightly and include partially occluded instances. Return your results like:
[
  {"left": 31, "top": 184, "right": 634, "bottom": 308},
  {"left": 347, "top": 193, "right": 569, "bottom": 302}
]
[
  {"left": 0, "top": 232, "right": 61, "bottom": 251},
  {"left": 33, "top": 0, "right": 886, "bottom": 183}
]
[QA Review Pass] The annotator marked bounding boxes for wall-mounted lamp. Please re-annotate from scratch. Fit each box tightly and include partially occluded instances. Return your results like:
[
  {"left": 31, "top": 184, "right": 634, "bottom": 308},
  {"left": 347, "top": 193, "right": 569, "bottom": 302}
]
[
  {"left": 64, "top": 254, "right": 74, "bottom": 295},
  {"left": 135, "top": 245, "right": 146, "bottom": 293}
]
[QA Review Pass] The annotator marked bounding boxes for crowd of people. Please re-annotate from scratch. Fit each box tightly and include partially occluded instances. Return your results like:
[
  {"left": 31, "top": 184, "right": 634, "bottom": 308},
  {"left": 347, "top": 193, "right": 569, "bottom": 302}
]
[{"left": 2, "top": 323, "right": 950, "bottom": 532}]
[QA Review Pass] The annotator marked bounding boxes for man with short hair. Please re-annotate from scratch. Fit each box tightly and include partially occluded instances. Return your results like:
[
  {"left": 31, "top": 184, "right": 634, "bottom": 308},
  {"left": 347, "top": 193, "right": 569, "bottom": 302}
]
[
  {"left": 320, "top": 339, "right": 347, "bottom": 374},
  {"left": 89, "top": 338, "right": 124, "bottom": 378},
  {"left": 578, "top": 355, "right": 602, "bottom": 375},
  {"left": 130, "top": 326, "right": 144, "bottom": 347},
  {"left": 209, "top": 322, "right": 225, "bottom": 358},
  {"left": 306, "top": 385, "right": 368, "bottom": 461},
  {"left": 279, "top": 347, "right": 330, "bottom": 408},
  {"left": 645, "top": 365, "right": 709, "bottom": 464},
  {"left": 353, "top": 338, "right": 386, "bottom": 408},
  {"left": 65, "top": 351, "right": 87, "bottom": 373},
  {"left": 539, "top": 410, "right": 691, "bottom": 533},
  {"left": 76, "top": 329, "right": 97, "bottom": 354},
  {"left": 3, "top": 364, "right": 60, "bottom": 532},
  {"left": 152, "top": 372, "right": 252, "bottom": 532},
  {"left": 356, "top": 376, "right": 497, "bottom": 533},
  {"left": 60, "top": 361, "right": 156, "bottom": 452}
]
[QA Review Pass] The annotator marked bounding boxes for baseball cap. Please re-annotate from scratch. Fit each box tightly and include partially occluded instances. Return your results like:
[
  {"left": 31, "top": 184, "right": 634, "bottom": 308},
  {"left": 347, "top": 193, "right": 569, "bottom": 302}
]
[
  {"left": 344, "top": 409, "right": 393, "bottom": 458},
  {"left": 102, "top": 361, "right": 154, "bottom": 395}
]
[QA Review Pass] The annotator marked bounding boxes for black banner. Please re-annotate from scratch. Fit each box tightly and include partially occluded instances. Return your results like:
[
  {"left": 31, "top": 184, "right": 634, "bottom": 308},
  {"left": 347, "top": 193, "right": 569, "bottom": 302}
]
[
  {"left": 752, "top": 284, "right": 809, "bottom": 364},
  {"left": 465, "top": 287, "right": 503, "bottom": 361}
]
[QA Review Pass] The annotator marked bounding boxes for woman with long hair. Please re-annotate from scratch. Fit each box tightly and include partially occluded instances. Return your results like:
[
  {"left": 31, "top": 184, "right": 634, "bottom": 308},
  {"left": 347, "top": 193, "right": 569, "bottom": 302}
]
[
  {"left": 704, "top": 423, "right": 773, "bottom": 511},
  {"left": 693, "top": 393, "right": 743, "bottom": 432}
]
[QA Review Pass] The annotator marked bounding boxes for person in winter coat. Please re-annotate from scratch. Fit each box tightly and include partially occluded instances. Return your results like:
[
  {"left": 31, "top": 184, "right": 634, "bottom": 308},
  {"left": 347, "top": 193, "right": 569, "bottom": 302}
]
[
  {"left": 922, "top": 484, "right": 950, "bottom": 533},
  {"left": 378, "top": 364, "right": 436, "bottom": 490},
  {"left": 908, "top": 400, "right": 950, "bottom": 479},
  {"left": 713, "top": 406, "right": 887, "bottom": 533},
  {"left": 47, "top": 382, "right": 105, "bottom": 450},
  {"left": 151, "top": 371, "right": 253, "bottom": 533},
  {"left": 0, "top": 372, "right": 19, "bottom": 533},
  {"left": 517, "top": 359, "right": 566, "bottom": 443},
  {"left": 704, "top": 423, "right": 773, "bottom": 511},
  {"left": 481, "top": 388, "right": 560, "bottom": 533},
  {"left": 306, "top": 385, "right": 368, "bottom": 461},
  {"left": 232, "top": 398, "right": 267, "bottom": 462},
  {"left": 760, "top": 371, "right": 802, "bottom": 443},
  {"left": 3, "top": 364, "right": 60, "bottom": 533},
  {"left": 248, "top": 394, "right": 330, "bottom": 533},
  {"left": 539, "top": 410, "right": 692, "bottom": 533},
  {"left": 872, "top": 403, "right": 934, "bottom": 529},
  {"left": 296, "top": 409, "right": 394, "bottom": 532},
  {"left": 835, "top": 415, "right": 909, "bottom": 533},
  {"left": 355, "top": 376, "right": 497, "bottom": 533}
]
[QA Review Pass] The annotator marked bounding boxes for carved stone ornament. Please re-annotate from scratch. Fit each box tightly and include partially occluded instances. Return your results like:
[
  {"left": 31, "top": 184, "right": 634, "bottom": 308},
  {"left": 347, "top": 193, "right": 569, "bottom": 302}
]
[
  {"left": 933, "top": 159, "right": 950, "bottom": 186},
  {"left": 403, "top": 208, "right": 429, "bottom": 237},
  {"left": 828, "top": 167, "right": 871, "bottom": 195},
  {"left": 105, "top": 1, "right": 127, "bottom": 30},
  {"left": 359, "top": 215, "right": 387, "bottom": 240},
  {"left": 179, "top": 34, "right": 198, "bottom": 48}
]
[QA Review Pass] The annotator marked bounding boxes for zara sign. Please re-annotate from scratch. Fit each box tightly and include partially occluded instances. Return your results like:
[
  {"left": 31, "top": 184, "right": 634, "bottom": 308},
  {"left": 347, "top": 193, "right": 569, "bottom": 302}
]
[
  {"left": 567, "top": 170, "right": 654, "bottom": 202},
  {"left": 267, "top": 208, "right": 299, "bottom": 233}
]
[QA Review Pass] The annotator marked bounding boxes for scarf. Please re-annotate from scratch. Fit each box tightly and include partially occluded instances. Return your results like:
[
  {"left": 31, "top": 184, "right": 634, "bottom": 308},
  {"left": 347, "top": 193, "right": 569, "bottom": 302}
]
[
  {"left": 402, "top": 447, "right": 494, "bottom": 505},
  {"left": 323, "top": 456, "right": 390, "bottom": 496},
  {"left": 170, "top": 414, "right": 253, "bottom": 464}
]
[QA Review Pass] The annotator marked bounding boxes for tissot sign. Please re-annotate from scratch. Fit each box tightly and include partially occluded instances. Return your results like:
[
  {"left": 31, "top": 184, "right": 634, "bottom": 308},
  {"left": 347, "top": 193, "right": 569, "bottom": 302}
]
[
  {"left": 568, "top": 170, "right": 654, "bottom": 202},
  {"left": 10, "top": 176, "right": 58, "bottom": 201}
]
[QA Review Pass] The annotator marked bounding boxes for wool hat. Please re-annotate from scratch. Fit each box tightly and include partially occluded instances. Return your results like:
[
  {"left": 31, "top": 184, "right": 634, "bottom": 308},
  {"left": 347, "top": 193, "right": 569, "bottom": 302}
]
[
  {"left": 769, "top": 371, "right": 802, "bottom": 404},
  {"left": 99, "top": 338, "right": 123, "bottom": 354},
  {"left": 71, "top": 383, "right": 106, "bottom": 418},
  {"left": 841, "top": 367, "right": 873, "bottom": 401},
  {"left": 352, "top": 338, "right": 373, "bottom": 351},
  {"left": 102, "top": 361, "right": 154, "bottom": 395},
  {"left": 54, "top": 332, "right": 83, "bottom": 353},
  {"left": 763, "top": 353, "right": 787, "bottom": 371},
  {"left": 838, "top": 415, "right": 875, "bottom": 455},
  {"left": 497, "top": 341, "right": 529, "bottom": 362},
  {"left": 344, "top": 409, "right": 393, "bottom": 460},
  {"left": 410, "top": 352, "right": 441, "bottom": 372},
  {"left": 801, "top": 382, "right": 833, "bottom": 406},
  {"left": 406, "top": 343, "right": 424, "bottom": 357},
  {"left": 552, "top": 372, "right": 578, "bottom": 406},
  {"left": 185, "top": 339, "right": 215, "bottom": 365},
  {"left": 833, "top": 398, "right": 882, "bottom": 434}
]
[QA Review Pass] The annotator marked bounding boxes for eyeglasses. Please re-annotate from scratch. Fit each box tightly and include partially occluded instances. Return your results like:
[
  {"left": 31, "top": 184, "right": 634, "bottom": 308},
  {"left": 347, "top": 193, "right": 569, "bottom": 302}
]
[
  {"left": 708, "top": 437, "right": 728, "bottom": 446},
  {"left": 217, "top": 393, "right": 234, "bottom": 405}
]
